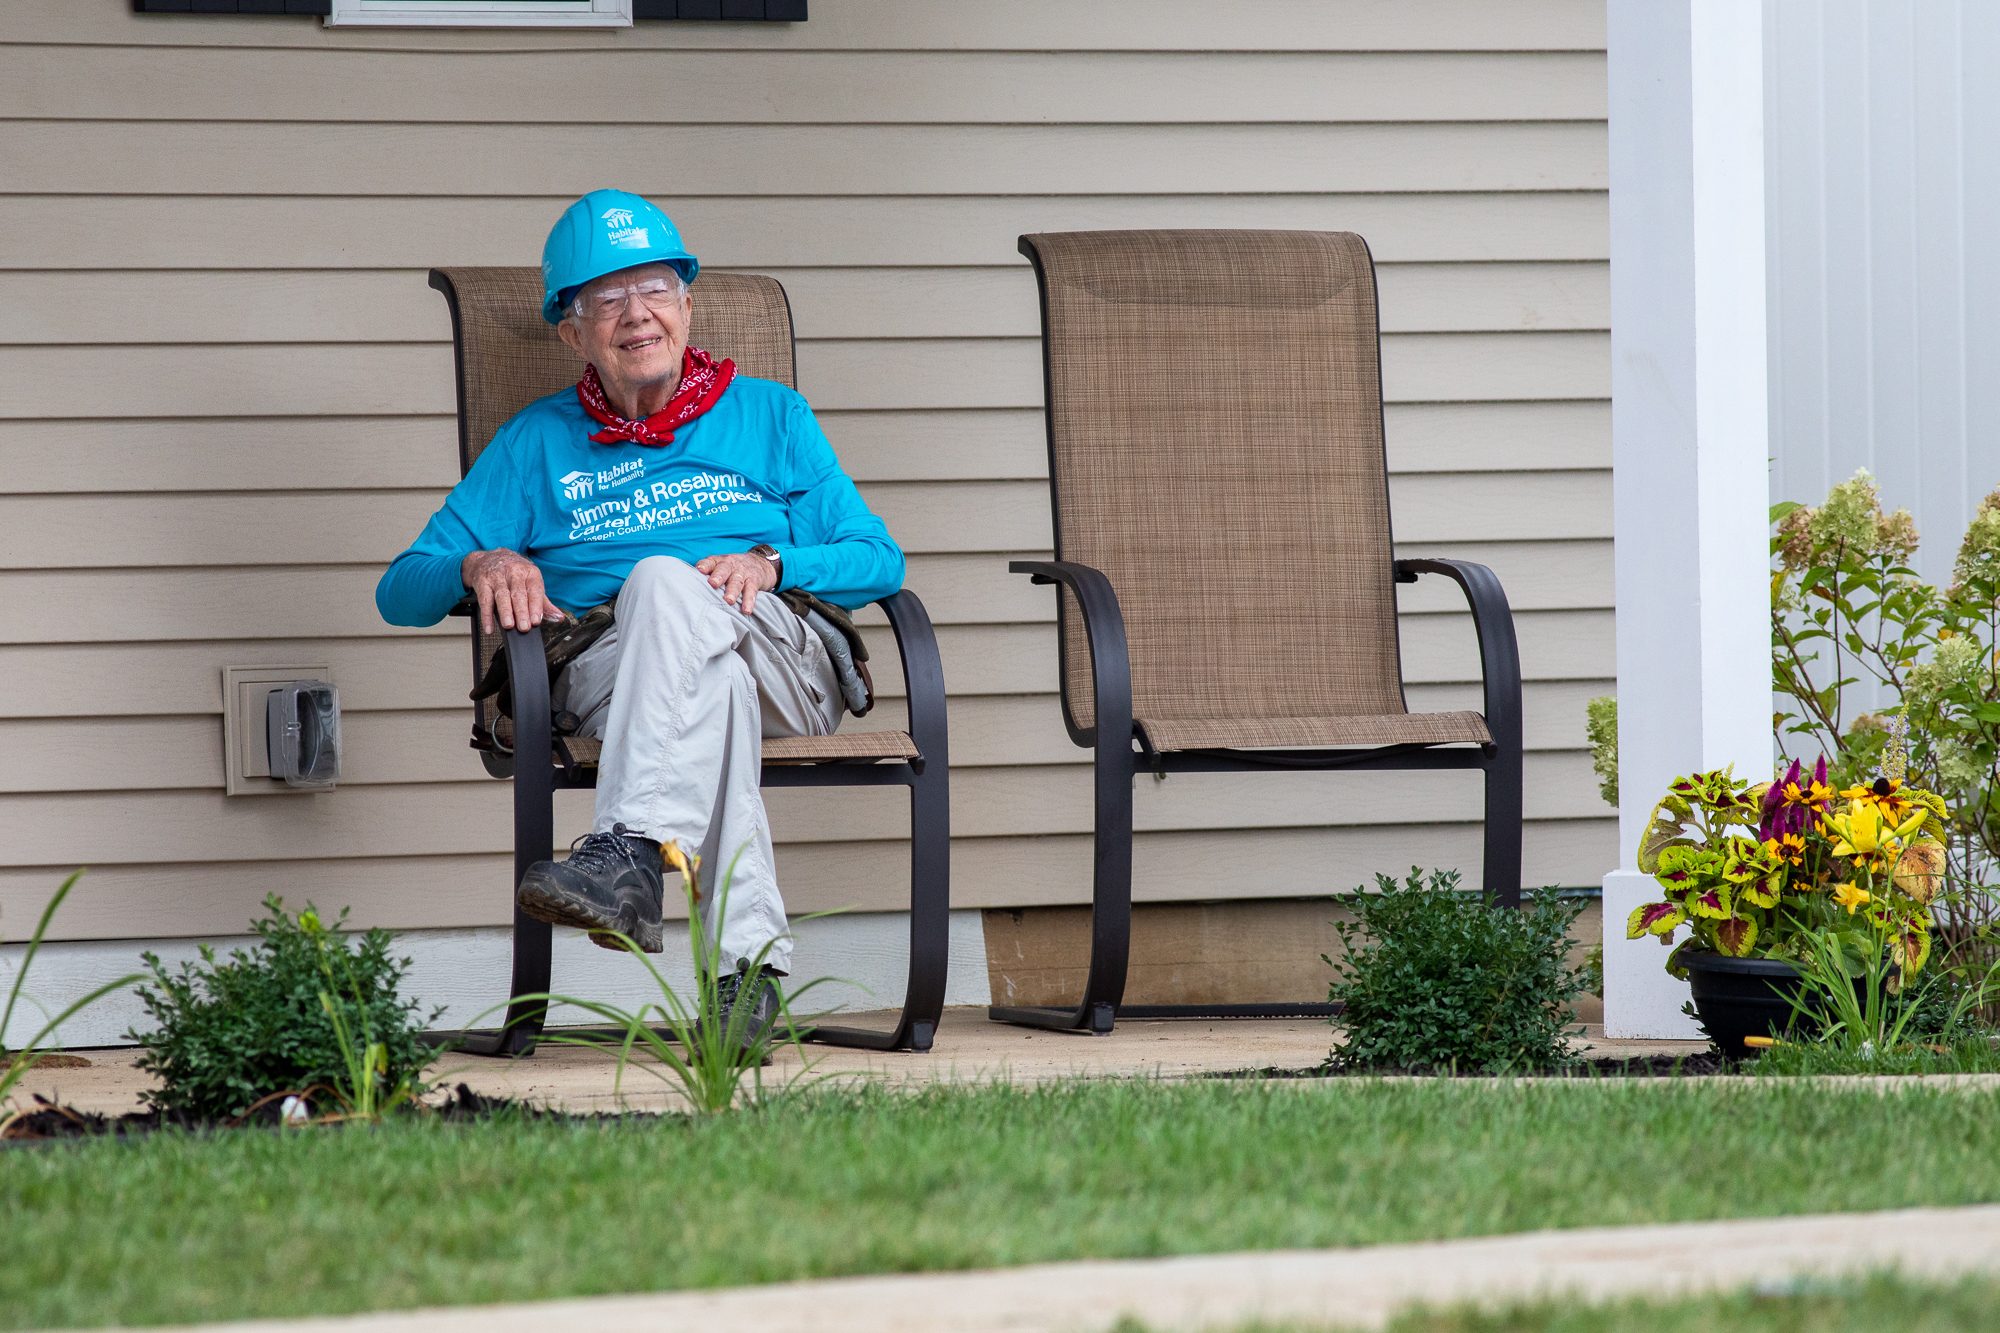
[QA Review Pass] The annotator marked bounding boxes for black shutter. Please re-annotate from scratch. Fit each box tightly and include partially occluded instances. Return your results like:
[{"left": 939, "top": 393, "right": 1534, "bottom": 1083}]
[
  {"left": 135, "top": 0, "right": 802, "bottom": 15},
  {"left": 135, "top": 1, "right": 335, "bottom": 11}
]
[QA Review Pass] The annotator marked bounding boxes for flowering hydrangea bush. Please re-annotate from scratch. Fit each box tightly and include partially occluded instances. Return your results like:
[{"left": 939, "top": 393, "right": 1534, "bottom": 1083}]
[
  {"left": 1772, "top": 472, "right": 2000, "bottom": 889},
  {"left": 1628, "top": 760, "right": 1949, "bottom": 988}
]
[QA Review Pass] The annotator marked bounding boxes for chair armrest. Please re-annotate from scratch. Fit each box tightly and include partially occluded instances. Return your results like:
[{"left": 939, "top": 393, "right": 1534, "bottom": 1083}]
[
  {"left": 501, "top": 625, "right": 551, "bottom": 764},
  {"left": 1394, "top": 558, "right": 1521, "bottom": 756},
  {"left": 874, "top": 589, "right": 949, "bottom": 772},
  {"left": 1009, "top": 559, "right": 1132, "bottom": 751},
  {"left": 447, "top": 595, "right": 477, "bottom": 617}
]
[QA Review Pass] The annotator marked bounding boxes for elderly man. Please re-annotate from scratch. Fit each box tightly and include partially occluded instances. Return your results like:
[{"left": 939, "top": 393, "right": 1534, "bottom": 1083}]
[{"left": 376, "top": 189, "right": 904, "bottom": 1036}]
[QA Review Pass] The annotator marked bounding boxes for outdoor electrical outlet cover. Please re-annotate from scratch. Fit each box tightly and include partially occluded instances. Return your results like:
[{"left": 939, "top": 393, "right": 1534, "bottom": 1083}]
[
  {"left": 267, "top": 680, "right": 340, "bottom": 790},
  {"left": 222, "top": 665, "right": 332, "bottom": 796}
]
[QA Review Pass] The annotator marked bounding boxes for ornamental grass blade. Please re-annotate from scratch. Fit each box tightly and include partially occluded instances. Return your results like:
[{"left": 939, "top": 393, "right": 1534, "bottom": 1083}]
[{"left": 1, "top": 871, "right": 144, "bottom": 1112}]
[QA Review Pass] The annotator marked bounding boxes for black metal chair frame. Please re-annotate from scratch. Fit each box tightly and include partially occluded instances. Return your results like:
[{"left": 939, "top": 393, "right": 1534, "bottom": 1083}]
[
  {"left": 422, "top": 269, "right": 952, "bottom": 1058},
  {"left": 988, "top": 239, "right": 1525, "bottom": 1038}
]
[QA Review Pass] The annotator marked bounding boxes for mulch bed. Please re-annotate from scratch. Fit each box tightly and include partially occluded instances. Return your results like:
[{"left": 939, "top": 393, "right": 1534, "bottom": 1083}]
[
  {"left": 1213, "top": 1051, "right": 1734, "bottom": 1080},
  {"left": 7, "top": 1054, "right": 93, "bottom": 1070},
  {"left": 0, "top": 1084, "right": 624, "bottom": 1147}
]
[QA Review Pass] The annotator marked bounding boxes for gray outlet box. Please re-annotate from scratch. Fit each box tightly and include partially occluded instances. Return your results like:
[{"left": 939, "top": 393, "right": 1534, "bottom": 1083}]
[
  {"left": 222, "top": 665, "right": 332, "bottom": 796},
  {"left": 268, "top": 680, "right": 341, "bottom": 790}
]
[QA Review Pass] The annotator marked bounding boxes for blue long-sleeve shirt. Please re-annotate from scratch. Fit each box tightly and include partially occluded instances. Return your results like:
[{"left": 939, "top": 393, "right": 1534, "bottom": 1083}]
[{"left": 376, "top": 375, "right": 905, "bottom": 626}]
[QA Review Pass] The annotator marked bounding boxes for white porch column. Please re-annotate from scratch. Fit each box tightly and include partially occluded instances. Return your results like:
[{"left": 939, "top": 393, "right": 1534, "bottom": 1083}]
[{"left": 1602, "top": 0, "right": 1773, "bottom": 1037}]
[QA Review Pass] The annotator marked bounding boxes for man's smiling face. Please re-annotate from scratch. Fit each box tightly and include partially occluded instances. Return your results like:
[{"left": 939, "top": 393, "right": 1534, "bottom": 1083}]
[{"left": 556, "top": 262, "right": 693, "bottom": 413}]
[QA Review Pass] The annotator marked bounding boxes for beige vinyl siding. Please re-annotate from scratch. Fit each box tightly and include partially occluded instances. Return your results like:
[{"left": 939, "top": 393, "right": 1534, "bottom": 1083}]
[
  {"left": 0, "top": 265, "right": 1612, "bottom": 343},
  {"left": 4, "top": 2, "right": 1606, "bottom": 51},
  {"left": 0, "top": 333, "right": 1607, "bottom": 415},
  {"left": 0, "top": 402, "right": 1607, "bottom": 489},
  {"left": 0, "top": 0, "right": 1612, "bottom": 941},
  {"left": 5, "top": 124, "right": 1606, "bottom": 195},
  {"left": 0, "top": 49, "right": 1608, "bottom": 122},
  {"left": 0, "top": 681, "right": 1617, "bottom": 792},
  {"left": 0, "top": 196, "right": 1609, "bottom": 268}
]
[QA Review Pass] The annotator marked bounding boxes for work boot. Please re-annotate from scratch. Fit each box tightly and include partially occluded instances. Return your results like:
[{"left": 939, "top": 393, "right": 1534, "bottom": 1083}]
[
  {"left": 516, "top": 823, "right": 665, "bottom": 953},
  {"left": 701, "top": 965, "right": 781, "bottom": 1058}
]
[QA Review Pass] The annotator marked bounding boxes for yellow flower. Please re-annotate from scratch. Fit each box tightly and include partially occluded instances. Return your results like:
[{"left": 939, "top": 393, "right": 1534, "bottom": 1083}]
[
  {"left": 1832, "top": 881, "right": 1872, "bottom": 914},
  {"left": 1764, "top": 833, "right": 1807, "bottom": 867},
  {"left": 1841, "top": 778, "right": 1915, "bottom": 821},
  {"left": 1822, "top": 798, "right": 1928, "bottom": 862},
  {"left": 661, "top": 839, "right": 704, "bottom": 902}
]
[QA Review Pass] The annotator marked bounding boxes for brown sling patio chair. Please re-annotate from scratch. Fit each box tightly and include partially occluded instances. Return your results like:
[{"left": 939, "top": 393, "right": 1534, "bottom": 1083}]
[
  {"left": 993, "top": 230, "right": 1523, "bottom": 1037},
  {"left": 426, "top": 267, "right": 950, "bottom": 1056}
]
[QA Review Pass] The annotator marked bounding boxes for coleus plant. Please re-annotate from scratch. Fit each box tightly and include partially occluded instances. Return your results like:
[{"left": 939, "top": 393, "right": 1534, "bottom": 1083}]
[{"left": 1626, "top": 758, "right": 1951, "bottom": 987}]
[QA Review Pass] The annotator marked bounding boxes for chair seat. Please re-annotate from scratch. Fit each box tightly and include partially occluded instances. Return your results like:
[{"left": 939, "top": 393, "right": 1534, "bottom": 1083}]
[
  {"left": 1136, "top": 711, "right": 1492, "bottom": 753},
  {"left": 546, "top": 729, "right": 921, "bottom": 768}
]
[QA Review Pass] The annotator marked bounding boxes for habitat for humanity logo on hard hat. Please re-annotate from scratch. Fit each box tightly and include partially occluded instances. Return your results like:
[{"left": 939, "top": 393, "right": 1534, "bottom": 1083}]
[{"left": 601, "top": 206, "right": 648, "bottom": 249}]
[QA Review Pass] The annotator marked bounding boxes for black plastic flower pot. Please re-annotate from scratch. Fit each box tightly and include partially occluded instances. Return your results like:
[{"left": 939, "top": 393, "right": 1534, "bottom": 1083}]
[{"left": 1682, "top": 951, "right": 1813, "bottom": 1059}]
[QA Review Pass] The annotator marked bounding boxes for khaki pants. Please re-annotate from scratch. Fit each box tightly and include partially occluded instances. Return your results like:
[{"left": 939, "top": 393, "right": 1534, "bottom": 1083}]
[{"left": 553, "top": 555, "right": 842, "bottom": 974}]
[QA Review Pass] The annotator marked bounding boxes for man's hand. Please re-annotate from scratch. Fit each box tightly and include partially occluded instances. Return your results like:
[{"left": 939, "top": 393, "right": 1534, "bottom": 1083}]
[
  {"left": 462, "top": 548, "right": 564, "bottom": 634},
  {"left": 696, "top": 551, "right": 779, "bottom": 616}
]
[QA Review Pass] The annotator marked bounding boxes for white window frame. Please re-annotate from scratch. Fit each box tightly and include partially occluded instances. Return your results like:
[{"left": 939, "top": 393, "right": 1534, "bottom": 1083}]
[{"left": 327, "top": 0, "right": 632, "bottom": 27}]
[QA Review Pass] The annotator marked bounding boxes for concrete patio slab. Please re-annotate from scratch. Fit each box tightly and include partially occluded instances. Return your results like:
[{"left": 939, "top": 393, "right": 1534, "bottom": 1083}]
[
  {"left": 145, "top": 1203, "right": 2000, "bottom": 1333},
  {"left": 9, "top": 1007, "right": 1706, "bottom": 1118}
]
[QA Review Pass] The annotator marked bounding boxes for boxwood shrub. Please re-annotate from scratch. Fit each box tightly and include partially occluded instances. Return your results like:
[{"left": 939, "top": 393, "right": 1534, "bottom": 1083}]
[
  {"left": 129, "top": 896, "right": 434, "bottom": 1120},
  {"left": 1327, "top": 867, "right": 1590, "bottom": 1073}
]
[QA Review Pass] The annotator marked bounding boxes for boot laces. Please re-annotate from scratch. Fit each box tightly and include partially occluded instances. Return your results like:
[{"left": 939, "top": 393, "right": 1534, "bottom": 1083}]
[
  {"left": 564, "top": 823, "right": 642, "bottom": 877},
  {"left": 716, "top": 967, "right": 768, "bottom": 1012}
]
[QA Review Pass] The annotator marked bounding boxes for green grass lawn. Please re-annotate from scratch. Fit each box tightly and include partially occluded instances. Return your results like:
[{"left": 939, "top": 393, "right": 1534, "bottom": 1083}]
[
  {"left": 1150, "top": 1271, "right": 2000, "bottom": 1331},
  {"left": 1746, "top": 1031, "right": 2000, "bottom": 1076},
  {"left": 1395, "top": 1274, "right": 2000, "bottom": 1332},
  {"left": 8, "top": 1078, "right": 2000, "bottom": 1329}
]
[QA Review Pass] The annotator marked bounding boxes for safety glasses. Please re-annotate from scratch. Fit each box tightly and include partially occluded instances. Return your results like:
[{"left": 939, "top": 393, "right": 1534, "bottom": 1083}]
[{"left": 571, "top": 277, "right": 685, "bottom": 323}]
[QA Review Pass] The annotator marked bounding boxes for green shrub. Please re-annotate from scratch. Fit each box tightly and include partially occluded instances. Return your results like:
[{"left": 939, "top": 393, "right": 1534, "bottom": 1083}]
[
  {"left": 1327, "top": 868, "right": 1590, "bottom": 1073},
  {"left": 130, "top": 896, "right": 435, "bottom": 1120},
  {"left": 1894, "top": 961, "right": 1992, "bottom": 1042}
]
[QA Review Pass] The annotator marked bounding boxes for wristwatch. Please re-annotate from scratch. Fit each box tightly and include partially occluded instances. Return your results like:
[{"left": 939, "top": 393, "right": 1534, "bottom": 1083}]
[{"left": 748, "top": 543, "right": 784, "bottom": 588}]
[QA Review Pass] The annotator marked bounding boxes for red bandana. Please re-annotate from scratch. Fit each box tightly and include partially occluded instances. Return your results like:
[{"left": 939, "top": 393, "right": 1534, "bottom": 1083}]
[{"left": 576, "top": 347, "right": 735, "bottom": 447}]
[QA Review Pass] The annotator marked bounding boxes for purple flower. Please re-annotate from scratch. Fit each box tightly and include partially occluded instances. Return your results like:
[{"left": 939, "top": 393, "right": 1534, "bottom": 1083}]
[
  {"left": 1758, "top": 756, "right": 1830, "bottom": 843},
  {"left": 1759, "top": 760, "right": 1801, "bottom": 841}
]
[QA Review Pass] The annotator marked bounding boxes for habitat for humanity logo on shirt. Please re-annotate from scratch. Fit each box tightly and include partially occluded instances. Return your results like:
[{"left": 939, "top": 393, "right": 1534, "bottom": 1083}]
[
  {"left": 561, "top": 459, "right": 765, "bottom": 542},
  {"left": 558, "top": 458, "right": 644, "bottom": 503}
]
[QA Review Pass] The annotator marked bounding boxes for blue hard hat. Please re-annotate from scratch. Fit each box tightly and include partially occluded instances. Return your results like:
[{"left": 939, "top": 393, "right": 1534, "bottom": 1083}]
[{"left": 540, "top": 189, "right": 700, "bottom": 325}]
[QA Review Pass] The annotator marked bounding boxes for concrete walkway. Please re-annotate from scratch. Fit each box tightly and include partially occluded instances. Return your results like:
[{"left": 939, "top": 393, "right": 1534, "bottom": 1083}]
[
  {"left": 151, "top": 1204, "right": 2000, "bottom": 1332},
  {"left": 12, "top": 1007, "right": 1702, "bottom": 1118}
]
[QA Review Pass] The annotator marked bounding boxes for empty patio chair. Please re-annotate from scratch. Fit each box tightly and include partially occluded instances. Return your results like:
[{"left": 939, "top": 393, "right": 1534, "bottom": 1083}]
[
  {"left": 427, "top": 266, "right": 950, "bottom": 1055},
  {"left": 992, "top": 229, "right": 1523, "bottom": 1037}
]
